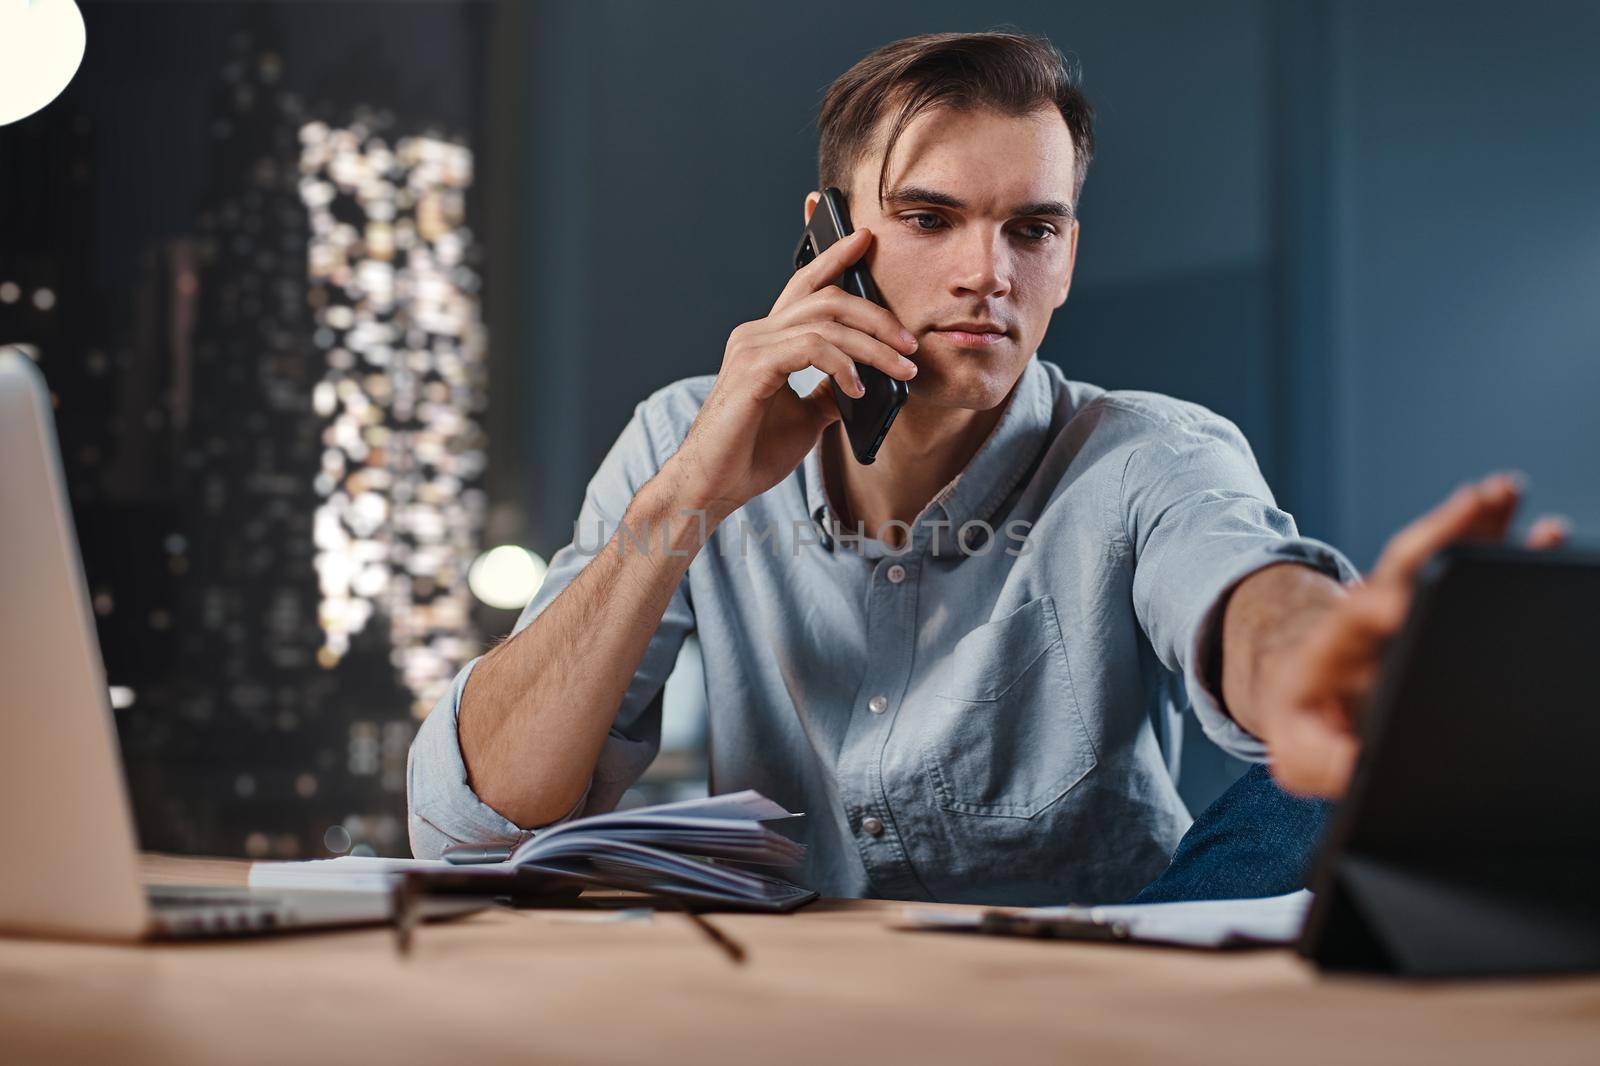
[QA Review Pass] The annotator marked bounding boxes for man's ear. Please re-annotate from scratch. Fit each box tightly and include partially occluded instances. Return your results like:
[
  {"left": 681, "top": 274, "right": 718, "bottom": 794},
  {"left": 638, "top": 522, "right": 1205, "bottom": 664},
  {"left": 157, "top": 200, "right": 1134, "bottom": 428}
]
[
  {"left": 803, "top": 190, "right": 821, "bottom": 224},
  {"left": 1054, "top": 219, "right": 1081, "bottom": 309}
]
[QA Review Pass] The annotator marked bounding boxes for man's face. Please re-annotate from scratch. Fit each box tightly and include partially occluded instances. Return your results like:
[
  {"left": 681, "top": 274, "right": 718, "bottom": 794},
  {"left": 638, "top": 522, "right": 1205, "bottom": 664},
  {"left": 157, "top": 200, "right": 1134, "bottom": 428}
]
[{"left": 808, "top": 104, "right": 1081, "bottom": 412}]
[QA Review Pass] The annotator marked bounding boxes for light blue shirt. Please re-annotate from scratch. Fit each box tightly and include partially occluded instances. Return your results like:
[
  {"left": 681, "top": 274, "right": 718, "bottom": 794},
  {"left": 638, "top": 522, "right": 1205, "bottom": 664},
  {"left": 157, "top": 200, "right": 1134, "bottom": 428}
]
[{"left": 408, "top": 357, "right": 1357, "bottom": 904}]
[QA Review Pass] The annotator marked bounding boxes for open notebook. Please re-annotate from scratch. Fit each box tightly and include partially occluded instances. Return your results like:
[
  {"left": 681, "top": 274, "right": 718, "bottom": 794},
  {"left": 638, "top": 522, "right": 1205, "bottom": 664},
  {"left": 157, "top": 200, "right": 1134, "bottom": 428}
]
[{"left": 251, "top": 790, "right": 817, "bottom": 912}]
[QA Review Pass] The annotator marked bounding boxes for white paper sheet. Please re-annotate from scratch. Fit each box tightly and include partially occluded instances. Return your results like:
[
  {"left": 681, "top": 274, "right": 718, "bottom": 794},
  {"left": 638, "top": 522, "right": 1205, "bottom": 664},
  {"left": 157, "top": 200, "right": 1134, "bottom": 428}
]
[{"left": 248, "top": 855, "right": 473, "bottom": 893}]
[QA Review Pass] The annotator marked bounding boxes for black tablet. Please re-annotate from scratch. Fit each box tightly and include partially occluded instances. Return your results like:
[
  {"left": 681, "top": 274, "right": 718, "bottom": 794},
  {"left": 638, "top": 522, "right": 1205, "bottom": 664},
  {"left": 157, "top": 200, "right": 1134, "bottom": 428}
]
[{"left": 1298, "top": 544, "right": 1600, "bottom": 976}]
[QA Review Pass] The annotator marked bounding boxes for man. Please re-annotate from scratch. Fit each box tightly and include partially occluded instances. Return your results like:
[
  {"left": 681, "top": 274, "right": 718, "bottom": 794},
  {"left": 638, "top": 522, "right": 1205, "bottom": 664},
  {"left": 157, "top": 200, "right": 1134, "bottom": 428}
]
[{"left": 407, "top": 31, "right": 1564, "bottom": 904}]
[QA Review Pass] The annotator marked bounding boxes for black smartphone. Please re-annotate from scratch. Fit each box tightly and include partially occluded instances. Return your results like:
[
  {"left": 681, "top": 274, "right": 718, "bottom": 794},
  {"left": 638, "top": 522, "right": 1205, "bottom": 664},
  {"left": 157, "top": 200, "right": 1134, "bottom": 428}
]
[{"left": 792, "top": 187, "right": 909, "bottom": 465}]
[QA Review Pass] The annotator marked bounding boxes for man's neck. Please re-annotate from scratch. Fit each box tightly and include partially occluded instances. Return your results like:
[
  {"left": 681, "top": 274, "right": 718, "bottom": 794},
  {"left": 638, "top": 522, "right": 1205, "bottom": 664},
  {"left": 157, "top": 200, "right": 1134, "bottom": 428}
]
[{"left": 823, "top": 391, "right": 1010, "bottom": 549}]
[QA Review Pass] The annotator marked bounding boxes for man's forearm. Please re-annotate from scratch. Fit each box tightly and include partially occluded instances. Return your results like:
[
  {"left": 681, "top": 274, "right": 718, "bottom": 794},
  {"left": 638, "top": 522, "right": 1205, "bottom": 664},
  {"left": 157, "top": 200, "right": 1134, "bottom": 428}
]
[
  {"left": 457, "top": 464, "right": 727, "bottom": 829},
  {"left": 1218, "top": 562, "right": 1347, "bottom": 742}
]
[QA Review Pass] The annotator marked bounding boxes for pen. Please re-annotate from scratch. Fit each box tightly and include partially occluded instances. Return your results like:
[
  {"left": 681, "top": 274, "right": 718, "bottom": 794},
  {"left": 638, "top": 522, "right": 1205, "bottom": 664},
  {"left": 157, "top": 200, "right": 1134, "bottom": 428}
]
[
  {"left": 976, "top": 909, "right": 1130, "bottom": 941},
  {"left": 391, "top": 876, "right": 419, "bottom": 957},
  {"left": 680, "top": 907, "right": 746, "bottom": 966}
]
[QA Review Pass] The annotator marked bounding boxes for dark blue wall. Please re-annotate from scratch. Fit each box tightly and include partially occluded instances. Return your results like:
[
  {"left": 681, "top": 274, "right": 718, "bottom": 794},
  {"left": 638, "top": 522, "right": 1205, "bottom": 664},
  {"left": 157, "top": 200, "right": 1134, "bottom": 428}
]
[
  {"left": 1327, "top": 1, "right": 1600, "bottom": 565},
  {"left": 506, "top": 0, "right": 1600, "bottom": 808}
]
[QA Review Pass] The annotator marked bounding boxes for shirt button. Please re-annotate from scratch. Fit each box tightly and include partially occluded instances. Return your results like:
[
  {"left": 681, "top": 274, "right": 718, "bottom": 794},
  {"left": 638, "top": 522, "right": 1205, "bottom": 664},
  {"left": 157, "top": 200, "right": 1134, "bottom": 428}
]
[
  {"left": 885, "top": 563, "right": 906, "bottom": 584},
  {"left": 861, "top": 816, "right": 884, "bottom": 836},
  {"left": 867, "top": 694, "right": 888, "bottom": 715}
]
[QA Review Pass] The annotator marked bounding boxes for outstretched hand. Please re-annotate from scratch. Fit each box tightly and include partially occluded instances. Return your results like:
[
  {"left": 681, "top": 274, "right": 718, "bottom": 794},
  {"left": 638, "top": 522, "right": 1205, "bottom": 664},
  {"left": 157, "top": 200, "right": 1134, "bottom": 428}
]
[{"left": 1260, "top": 473, "right": 1567, "bottom": 797}]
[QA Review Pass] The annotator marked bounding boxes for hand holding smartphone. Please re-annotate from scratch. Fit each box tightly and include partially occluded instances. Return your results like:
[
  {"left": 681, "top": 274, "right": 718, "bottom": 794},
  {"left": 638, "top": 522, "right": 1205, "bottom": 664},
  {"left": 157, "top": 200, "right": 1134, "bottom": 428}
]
[
  {"left": 793, "top": 188, "right": 910, "bottom": 465},
  {"left": 656, "top": 191, "right": 916, "bottom": 523}
]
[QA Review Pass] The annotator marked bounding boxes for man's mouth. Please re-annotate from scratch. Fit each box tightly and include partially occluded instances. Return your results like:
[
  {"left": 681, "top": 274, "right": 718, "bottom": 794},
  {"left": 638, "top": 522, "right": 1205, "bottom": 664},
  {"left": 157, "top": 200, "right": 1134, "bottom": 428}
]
[{"left": 929, "top": 322, "right": 1009, "bottom": 347}]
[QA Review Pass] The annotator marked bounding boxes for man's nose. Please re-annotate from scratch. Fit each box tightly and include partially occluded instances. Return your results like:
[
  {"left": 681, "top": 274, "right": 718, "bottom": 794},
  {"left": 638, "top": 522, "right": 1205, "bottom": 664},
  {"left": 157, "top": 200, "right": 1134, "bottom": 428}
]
[{"left": 949, "top": 227, "right": 1011, "bottom": 299}]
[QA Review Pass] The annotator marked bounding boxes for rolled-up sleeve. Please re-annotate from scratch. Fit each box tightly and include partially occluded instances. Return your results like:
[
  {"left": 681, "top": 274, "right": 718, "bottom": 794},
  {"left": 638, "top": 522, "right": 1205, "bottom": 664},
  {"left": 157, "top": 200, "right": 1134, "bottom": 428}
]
[
  {"left": 1120, "top": 411, "right": 1359, "bottom": 761},
  {"left": 407, "top": 391, "right": 698, "bottom": 857}
]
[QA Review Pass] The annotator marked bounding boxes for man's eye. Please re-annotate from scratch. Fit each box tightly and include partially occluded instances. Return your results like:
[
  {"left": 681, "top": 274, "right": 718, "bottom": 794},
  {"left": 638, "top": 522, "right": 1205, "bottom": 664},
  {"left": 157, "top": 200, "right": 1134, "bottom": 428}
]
[
  {"left": 904, "top": 213, "right": 945, "bottom": 232},
  {"left": 1016, "top": 222, "right": 1056, "bottom": 243}
]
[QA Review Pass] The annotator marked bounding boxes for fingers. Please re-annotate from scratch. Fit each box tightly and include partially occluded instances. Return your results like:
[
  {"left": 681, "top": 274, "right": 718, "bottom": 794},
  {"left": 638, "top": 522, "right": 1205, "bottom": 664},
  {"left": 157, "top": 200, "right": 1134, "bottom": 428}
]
[
  {"left": 802, "top": 378, "right": 844, "bottom": 430},
  {"left": 1258, "top": 589, "right": 1402, "bottom": 799},
  {"left": 768, "top": 320, "right": 917, "bottom": 384},
  {"left": 773, "top": 228, "right": 874, "bottom": 312},
  {"left": 1290, "top": 589, "right": 1405, "bottom": 705},
  {"left": 773, "top": 286, "right": 919, "bottom": 359},
  {"left": 1269, "top": 471, "right": 1570, "bottom": 802},
  {"left": 1526, "top": 515, "right": 1570, "bottom": 551},
  {"left": 789, "top": 335, "right": 865, "bottom": 400},
  {"left": 1270, "top": 704, "right": 1360, "bottom": 798},
  {"left": 1370, "top": 472, "right": 1523, "bottom": 587},
  {"left": 1332, "top": 584, "right": 1410, "bottom": 657},
  {"left": 752, "top": 331, "right": 866, "bottom": 400}
]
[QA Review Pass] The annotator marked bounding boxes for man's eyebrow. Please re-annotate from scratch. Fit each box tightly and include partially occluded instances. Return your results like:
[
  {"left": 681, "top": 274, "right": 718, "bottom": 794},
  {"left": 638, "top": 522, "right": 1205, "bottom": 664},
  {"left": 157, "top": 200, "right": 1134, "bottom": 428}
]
[
  {"left": 883, "top": 185, "right": 1074, "bottom": 219},
  {"left": 884, "top": 185, "right": 967, "bottom": 210},
  {"left": 1012, "top": 199, "right": 1075, "bottom": 220}
]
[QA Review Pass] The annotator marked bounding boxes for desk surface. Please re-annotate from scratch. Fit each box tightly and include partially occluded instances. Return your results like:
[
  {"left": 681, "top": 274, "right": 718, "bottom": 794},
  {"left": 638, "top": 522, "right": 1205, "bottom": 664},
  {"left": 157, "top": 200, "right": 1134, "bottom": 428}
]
[{"left": 0, "top": 856, "right": 1596, "bottom": 1065}]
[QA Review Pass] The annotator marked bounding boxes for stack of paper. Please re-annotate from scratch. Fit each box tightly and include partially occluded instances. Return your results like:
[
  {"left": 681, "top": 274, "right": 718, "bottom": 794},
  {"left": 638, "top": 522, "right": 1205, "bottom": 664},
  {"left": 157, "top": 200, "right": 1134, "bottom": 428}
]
[{"left": 250, "top": 790, "right": 815, "bottom": 911}]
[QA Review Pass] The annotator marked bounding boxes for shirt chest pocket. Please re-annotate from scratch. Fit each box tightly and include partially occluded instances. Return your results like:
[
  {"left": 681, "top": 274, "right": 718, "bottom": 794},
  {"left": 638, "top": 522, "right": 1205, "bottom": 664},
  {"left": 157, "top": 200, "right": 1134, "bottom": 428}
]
[{"left": 919, "top": 595, "right": 1099, "bottom": 818}]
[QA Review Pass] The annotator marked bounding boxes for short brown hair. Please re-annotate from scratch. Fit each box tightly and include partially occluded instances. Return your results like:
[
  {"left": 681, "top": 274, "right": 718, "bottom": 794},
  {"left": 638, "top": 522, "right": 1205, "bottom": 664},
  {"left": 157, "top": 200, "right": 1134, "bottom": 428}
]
[{"left": 817, "top": 30, "right": 1096, "bottom": 213}]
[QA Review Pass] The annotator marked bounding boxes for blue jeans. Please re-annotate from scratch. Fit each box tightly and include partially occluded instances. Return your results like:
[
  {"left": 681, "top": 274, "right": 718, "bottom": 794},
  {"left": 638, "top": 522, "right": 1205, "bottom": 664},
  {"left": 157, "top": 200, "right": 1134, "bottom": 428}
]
[{"left": 1129, "top": 764, "right": 1332, "bottom": 903}]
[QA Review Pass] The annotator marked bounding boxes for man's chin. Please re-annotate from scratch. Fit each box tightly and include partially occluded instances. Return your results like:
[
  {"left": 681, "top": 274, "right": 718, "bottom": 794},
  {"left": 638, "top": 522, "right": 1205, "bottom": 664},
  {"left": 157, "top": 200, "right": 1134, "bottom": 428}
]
[{"left": 902, "top": 359, "right": 1021, "bottom": 412}]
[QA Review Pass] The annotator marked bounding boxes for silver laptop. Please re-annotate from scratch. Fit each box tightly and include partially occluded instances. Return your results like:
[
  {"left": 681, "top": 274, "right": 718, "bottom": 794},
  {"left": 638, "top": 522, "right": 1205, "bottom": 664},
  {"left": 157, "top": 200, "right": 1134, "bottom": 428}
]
[{"left": 0, "top": 349, "right": 478, "bottom": 939}]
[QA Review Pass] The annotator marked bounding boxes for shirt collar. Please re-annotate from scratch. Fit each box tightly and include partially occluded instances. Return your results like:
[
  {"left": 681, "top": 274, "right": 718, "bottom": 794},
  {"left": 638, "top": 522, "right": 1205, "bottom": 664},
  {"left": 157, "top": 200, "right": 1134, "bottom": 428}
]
[{"left": 802, "top": 355, "right": 1055, "bottom": 556}]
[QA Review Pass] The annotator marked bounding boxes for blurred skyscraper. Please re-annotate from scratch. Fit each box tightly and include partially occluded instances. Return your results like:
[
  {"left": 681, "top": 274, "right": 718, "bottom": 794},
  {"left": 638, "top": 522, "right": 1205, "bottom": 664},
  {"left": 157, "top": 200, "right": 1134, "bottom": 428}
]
[{"left": 0, "top": 3, "right": 491, "bottom": 859}]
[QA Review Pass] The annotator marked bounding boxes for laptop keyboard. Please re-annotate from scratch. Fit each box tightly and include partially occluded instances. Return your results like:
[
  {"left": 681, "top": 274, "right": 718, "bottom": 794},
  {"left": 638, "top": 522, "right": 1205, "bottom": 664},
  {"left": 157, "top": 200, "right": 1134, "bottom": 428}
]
[
  {"left": 145, "top": 884, "right": 287, "bottom": 935},
  {"left": 142, "top": 882, "right": 411, "bottom": 937}
]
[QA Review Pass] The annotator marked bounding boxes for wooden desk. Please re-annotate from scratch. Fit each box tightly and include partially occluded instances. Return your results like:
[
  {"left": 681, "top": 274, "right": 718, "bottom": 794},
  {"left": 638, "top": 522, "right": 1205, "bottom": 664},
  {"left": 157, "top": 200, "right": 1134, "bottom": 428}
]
[{"left": 1, "top": 857, "right": 1597, "bottom": 1065}]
